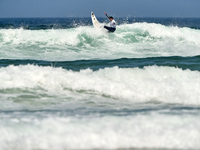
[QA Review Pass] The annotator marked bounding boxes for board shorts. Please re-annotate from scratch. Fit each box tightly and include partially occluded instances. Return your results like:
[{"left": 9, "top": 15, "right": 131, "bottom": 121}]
[{"left": 104, "top": 26, "right": 116, "bottom": 32}]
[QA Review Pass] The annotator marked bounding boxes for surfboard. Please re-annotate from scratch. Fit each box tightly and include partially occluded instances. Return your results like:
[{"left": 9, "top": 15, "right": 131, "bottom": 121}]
[{"left": 91, "top": 12, "right": 100, "bottom": 28}]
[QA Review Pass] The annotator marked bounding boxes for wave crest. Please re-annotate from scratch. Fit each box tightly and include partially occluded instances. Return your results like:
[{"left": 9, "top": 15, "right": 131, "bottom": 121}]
[
  {"left": 1, "top": 23, "right": 200, "bottom": 60},
  {"left": 0, "top": 65, "right": 199, "bottom": 105}
]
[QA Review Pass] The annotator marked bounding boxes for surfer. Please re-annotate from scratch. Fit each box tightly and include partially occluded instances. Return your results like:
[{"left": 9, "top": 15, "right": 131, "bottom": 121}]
[{"left": 104, "top": 12, "right": 116, "bottom": 32}]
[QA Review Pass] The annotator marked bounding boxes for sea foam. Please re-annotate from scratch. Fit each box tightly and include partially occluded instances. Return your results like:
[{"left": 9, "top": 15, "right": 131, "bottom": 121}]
[
  {"left": 0, "top": 113, "right": 199, "bottom": 150},
  {"left": 0, "top": 65, "right": 199, "bottom": 105},
  {"left": 1, "top": 23, "right": 200, "bottom": 60}
]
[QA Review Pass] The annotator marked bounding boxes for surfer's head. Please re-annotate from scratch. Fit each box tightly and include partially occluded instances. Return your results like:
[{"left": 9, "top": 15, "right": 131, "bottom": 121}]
[{"left": 109, "top": 16, "right": 113, "bottom": 21}]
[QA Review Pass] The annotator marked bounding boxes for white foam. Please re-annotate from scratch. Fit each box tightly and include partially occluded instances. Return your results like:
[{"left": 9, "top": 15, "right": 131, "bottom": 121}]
[
  {"left": 0, "top": 113, "right": 199, "bottom": 149},
  {"left": 0, "top": 65, "right": 200, "bottom": 105},
  {"left": 0, "top": 64, "right": 200, "bottom": 149},
  {"left": 1, "top": 23, "right": 200, "bottom": 60}
]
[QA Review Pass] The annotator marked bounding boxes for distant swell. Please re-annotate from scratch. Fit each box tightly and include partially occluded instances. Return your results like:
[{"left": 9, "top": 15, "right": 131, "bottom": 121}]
[{"left": 1, "top": 56, "right": 200, "bottom": 71}]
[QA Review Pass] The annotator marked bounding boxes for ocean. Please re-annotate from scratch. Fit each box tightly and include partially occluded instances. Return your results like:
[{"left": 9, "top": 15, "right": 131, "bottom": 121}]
[{"left": 0, "top": 17, "right": 200, "bottom": 150}]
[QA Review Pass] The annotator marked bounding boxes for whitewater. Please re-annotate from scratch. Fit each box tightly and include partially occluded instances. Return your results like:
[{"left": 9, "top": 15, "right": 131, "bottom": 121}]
[
  {"left": 0, "top": 18, "right": 200, "bottom": 150},
  {"left": 1, "top": 23, "right": 200, "bottom": 60}
]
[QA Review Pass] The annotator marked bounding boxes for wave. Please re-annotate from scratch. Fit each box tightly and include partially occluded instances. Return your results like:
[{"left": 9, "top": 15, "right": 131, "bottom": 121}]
[
  {"left": 0, "top": 65, "right": 199, "bottom": 105},
  {"left": 1, "top": 23, "right": 200, "bottom": 60},
  {"left": 1, "top": 56, "right": 200, "bottom": 71}
]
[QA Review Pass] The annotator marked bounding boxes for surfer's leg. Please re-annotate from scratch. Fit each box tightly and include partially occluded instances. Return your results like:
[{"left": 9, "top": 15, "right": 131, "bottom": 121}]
[
  {"left": 104, "top": 26, "right": 116, "bottom": 32},
  {"left": 104, "top": 26, "right": 110, "bottom": 30},
  {"left": 109, "top": 28, "right": 116, "bottom": 32}
]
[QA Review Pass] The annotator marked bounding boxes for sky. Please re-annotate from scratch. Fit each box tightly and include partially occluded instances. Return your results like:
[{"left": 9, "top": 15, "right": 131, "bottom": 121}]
[{"left": 0, "top": 0, "right": 200, "bottom": 18}]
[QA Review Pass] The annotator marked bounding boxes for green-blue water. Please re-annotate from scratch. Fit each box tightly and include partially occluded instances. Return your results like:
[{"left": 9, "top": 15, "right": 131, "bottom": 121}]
[{"left": 0, "top": 18, "right": 200, "bottom": 150}]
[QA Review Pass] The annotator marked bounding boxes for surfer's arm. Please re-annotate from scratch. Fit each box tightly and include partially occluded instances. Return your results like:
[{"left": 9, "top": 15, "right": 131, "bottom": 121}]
[{"left": 104, "top": 12, "right": 109, "bottom": 19}]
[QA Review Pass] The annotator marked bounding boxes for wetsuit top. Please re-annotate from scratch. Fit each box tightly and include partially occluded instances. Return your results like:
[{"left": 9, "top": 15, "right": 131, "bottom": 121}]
[
  {"left": 110, "top": 20, "right": 116, "bottom": 28},
  {"left": 105, "top": 13, "right": 116, "bottom": 28}
]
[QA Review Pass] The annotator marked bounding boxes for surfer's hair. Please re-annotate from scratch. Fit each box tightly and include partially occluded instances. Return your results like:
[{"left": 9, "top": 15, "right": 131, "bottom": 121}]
[{"left": 109, "top": 16, "right": 113, "bottom": 19}]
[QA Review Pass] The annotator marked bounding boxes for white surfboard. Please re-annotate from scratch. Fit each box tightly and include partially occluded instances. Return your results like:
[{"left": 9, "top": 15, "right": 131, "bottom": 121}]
[{"left": 91, "top": 12, "right": 100, "bottom": 28}]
